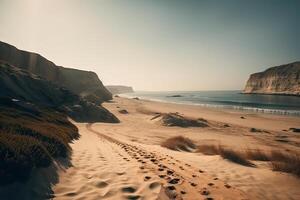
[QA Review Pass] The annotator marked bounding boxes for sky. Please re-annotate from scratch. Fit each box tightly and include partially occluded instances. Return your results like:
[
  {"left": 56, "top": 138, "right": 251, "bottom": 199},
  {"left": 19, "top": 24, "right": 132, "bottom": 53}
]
[{"left": 0, "top": 0, "right": 299, "bottom": 91}]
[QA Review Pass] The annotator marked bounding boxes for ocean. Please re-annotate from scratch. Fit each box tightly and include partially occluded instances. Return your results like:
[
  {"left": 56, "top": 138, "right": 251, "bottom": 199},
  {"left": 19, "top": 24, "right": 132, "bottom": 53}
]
[{"left": 120, "top": 90, "right": 300, "bottom": 116}]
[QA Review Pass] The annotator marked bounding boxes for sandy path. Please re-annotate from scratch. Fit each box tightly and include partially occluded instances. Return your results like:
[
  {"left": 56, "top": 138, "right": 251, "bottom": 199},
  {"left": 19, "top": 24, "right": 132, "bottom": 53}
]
[
  {"left": 52, "top": 123, "right": 247, "bottom": 200},
  {"left": 52, "top": 123, "right": 161, "bottom": 200}
]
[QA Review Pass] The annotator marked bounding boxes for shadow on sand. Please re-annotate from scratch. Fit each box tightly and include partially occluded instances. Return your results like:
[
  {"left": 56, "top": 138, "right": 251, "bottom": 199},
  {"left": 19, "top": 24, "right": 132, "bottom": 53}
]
[{"left": 0, "top": 152, "right": 73, "bottom": 200}]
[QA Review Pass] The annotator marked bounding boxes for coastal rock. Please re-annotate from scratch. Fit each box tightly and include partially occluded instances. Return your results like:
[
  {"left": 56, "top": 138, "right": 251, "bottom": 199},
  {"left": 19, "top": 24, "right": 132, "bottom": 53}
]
[
  {"left": 105, "top": 85, "right": 134, "bottom": 94},
  {"left": 0, "top": 41, "right": 112, "bottom": 104},
  {"left": 167, "top": 95, "right": 183, "bottom": 98},
  {"left": 0, "top": 61, "right": 118, "bottom": 123},
  {"left": 243, "top": 62, "right": 300, "bottom": 96}
]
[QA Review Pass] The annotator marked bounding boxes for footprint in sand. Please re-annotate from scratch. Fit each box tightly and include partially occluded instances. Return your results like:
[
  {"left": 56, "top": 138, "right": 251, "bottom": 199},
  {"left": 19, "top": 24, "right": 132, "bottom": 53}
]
[
  {"left": 167, "top": 170, "right": 174, "bottom": 175},
  {"left": 168, "top": 178, "right": 180, "bottom": 184},
  {"left": 200, "top": 188, "right": 210, "bottom": 195},
  {"left": 149, "top": 182, "right": 161, "bottom": 190},
  {"left": 95, "top": 181, "right": 109, "bottom": 188},
  {"left": 158, "top": 174, "right": 166, "bottom": 179},
  {"left": 165, "top": 186, "right": 177, "bottom": 199},
  {"left": 126, "top": 194, "right": 141, "bottom": 200},
  {"left": 122, "top": 186, "right": 137, "bottom": 193},
  {"left": 65, "top": 192, "right": 77, "bottom": 197},
  {"left": 144, "top": 176, "right": 151, "bottom": 181},
  {"left": 191, "top": 182, "right": 197, "bottom": 187}
]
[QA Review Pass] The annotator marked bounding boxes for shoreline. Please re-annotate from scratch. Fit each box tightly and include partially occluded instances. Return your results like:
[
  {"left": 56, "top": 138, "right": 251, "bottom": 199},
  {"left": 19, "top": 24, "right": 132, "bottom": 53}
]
[
  {"left": 119, "top": 93, "right": 300, "bottom": 117},
  {"left": 117, "top": 96, "right": 300, "bottom": 132},
  {"left": 241, "top": 92, "right": 300, "bottom": 97}
]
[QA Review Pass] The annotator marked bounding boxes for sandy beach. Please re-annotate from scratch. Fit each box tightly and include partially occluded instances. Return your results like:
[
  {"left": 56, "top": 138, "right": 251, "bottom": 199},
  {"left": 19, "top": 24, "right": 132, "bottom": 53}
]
[{"left": 49, "top": 97, "right": 300, "bottom": 200}]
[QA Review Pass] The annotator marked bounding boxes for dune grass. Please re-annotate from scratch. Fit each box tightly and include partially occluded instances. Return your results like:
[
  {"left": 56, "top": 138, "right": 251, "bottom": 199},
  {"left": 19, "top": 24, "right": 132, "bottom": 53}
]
[
  {"left": 0, "top": 101, "right": 79, "bottom": 185},
  {"left": 196, "top": 144, "right": 219, "bottom": 155},
  {"left": 245, "top": 149, "right": 300, "bottom": 176},
  {"left": 161, "top": 136, "right": 196, "bottom": 152},
  {"left": 218, "top": 147, "right": 255, "bottom": 167},
  {"left": 196, "top": 144, "right": 254, "bottom": 166},
  {"left": 269, "top": 151, "right": 300, "bottom": 176},
  {"left": 197, "top": 143, "right": 300, "bottom": 177},
  {"left": 245, "top": 149, "right": 270, "bottom": 161}
]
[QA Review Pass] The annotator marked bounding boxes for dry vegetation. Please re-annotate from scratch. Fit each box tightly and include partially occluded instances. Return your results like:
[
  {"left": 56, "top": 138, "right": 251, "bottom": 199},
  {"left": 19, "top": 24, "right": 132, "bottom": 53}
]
[
  {"left": 269, "top": 151, "right": 300, "bottom": 177},
  {"left": 218, "top": 147, "right": 255, "bottom": 167},
  {"left": 162, "top": 134, "right": 300, "bottom": 177},
  {"left": 0, "top": 99, "right": 79, "bottom": 185},
  {"left": 197, "top": 144, "right": 300, "bottom": 177},
  {"left": 160, "top": 113, "right": 208, "bottom": 128},
  {"left": 196, "top": 145, "right": 219, "bottom": 155},
  {"left": 245, "top": 149, "right": 270, "bottom": 161},
  {"left": 197, "top": 145, "right": 255, "bottom": 166},
  {"left": 161, "top": 136, "right": 196, "bottom": 152}
]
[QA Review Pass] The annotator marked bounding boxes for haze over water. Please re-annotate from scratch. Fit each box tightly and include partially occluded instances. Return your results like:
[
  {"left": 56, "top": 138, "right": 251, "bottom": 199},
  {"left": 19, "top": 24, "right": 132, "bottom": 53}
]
[{"left": 0, "top": 0, "right": 299, "bottom": 91}]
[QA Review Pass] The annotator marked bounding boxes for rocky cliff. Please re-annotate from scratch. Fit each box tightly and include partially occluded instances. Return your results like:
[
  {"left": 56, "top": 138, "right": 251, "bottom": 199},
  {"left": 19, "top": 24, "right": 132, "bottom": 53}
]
[
  {"left": 0, "top": 61, "right": 118, "bottom": 123},
  {"left": 106, "top": 85, "right": 134, "bottom": 94},
  {"left": 0, "top": 41, "right": 112, "bottom": 104},
  {"left": 243, "top": 62, "right": 300, "bottom": 96}
]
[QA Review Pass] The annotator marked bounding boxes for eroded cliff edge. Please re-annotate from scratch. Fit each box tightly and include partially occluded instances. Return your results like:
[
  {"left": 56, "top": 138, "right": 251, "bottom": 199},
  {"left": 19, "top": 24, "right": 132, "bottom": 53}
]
[
  {"left": 0, "top": 41, "right": 112, "bottom": 104},
  {"left": 243, "top": 62, "right": 300, "bottom": 96}
]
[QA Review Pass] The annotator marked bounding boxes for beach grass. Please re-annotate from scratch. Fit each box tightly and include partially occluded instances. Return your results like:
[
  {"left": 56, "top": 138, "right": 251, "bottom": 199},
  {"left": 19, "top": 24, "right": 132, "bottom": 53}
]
[{"left": 0, "top": 102, "right": 79, "bottom": 185}]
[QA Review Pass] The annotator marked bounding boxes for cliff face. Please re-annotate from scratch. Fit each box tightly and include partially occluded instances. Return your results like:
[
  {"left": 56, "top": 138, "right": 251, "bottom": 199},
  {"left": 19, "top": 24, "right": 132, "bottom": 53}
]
[
  {"left": 106, "top": 85, "right": 134, "bottom": 94},
  {"left": 0, "top": 41, "right": 112, "bottom": 103},
  {"left": 0, "top": 61, "right": 118, "bottom": 123},
  {"left": 244, "top": 62, "right": 300, "bottom": 96}
]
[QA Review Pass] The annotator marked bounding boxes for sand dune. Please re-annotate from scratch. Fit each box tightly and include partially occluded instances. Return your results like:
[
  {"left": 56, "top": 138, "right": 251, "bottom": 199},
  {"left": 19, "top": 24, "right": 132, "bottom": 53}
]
[
  {"left": 52, "top": 122, "right": 246, "bottom": 200},
  {"left": 6, "top": 97, "right": 299, "bottom": 200},
  {"left": 53, "top": 123, "right": 162, "bottom": 200}
]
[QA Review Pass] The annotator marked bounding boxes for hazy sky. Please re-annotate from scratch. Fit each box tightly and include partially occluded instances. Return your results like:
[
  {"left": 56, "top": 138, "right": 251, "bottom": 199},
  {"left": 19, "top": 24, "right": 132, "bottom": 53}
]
[{"left": 0, "top": 0, "right": 299, "bottom": 91}]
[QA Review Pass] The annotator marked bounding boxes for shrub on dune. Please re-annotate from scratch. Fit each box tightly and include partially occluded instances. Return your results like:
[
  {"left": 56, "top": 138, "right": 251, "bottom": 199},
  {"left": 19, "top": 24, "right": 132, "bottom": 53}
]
[
  {"left": 161, "top": 136, "right": 196, "bottom": 152},
  {"left": 269, "top": 151, "right": 300, "bottom": 177},
  {"left": 196, "top": 144, "right": 219, "bottom": 155},
  {"left": 245, "top": 149, "right": 270, "bottom": 161},
  {"left": 218, "top": 147, "right": 255, "bottom": 167},
  {"left": 197, "top": 144, "right": 255, "bottom": 167}
]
